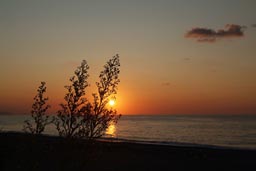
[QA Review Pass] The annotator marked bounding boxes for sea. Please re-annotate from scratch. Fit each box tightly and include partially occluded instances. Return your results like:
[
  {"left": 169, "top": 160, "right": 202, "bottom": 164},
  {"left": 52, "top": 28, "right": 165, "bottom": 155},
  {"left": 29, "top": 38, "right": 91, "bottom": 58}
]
[{"left": 1, "top": 115, "right": 256, "bottom": 149}]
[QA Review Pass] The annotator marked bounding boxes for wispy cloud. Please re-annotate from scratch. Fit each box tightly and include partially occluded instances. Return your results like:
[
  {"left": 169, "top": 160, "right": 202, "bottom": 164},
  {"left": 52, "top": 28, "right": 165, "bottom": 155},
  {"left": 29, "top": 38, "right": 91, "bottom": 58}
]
[
  {"left": 183, "top": 57, "right": 191, "bottom": 61},
  {"left": 185, "top": 24, "right": 246, "bottom": 42},
  {"left": 0, "top": 111, "right": 12, "bottom": 115},
  {"left": 162, "top": 82, "right": 170, "bottom": 86}
]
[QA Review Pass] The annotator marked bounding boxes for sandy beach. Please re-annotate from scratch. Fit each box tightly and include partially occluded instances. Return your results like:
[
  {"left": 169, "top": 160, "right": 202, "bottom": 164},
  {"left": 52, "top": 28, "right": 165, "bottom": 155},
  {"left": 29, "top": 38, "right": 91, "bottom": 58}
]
[{"left": 1, "top": 132, "right": 255, "bottom": 171}]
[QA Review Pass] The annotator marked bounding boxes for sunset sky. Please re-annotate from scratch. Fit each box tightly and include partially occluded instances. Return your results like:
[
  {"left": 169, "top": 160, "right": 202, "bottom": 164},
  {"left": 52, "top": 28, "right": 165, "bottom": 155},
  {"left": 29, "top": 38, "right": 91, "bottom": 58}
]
[{"left": 1, "top": 0, "right": 256, "bottom": 115}]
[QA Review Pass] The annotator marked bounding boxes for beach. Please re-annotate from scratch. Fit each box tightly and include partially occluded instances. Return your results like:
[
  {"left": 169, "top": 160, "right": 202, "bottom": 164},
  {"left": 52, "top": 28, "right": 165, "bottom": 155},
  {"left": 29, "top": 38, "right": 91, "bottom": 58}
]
[{"left": 1, "top": 132, "right": 255, "bottom": 171}]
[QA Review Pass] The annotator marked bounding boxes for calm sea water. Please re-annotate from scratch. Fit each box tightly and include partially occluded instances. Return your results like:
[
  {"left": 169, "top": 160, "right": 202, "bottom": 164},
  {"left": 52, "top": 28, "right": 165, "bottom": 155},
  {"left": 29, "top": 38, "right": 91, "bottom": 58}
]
[{"left": 1, "top": 115, "right": 256, "bottom": 149}]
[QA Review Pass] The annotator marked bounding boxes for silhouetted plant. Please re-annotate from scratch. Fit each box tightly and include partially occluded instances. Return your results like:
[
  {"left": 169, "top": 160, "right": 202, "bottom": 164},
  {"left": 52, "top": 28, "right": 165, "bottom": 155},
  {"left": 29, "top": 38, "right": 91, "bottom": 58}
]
[
  {"left": 23, "top": 82, "right": 51, "bottom": 134},
  {"left": 53, "top": 60, "right": 90, "bottom": 138},
  {"left": 54, "top": 55, "right": 121, "bottom": 139},
  {"left": 80, "top": 55, "right": 121, "bottom": 138}
]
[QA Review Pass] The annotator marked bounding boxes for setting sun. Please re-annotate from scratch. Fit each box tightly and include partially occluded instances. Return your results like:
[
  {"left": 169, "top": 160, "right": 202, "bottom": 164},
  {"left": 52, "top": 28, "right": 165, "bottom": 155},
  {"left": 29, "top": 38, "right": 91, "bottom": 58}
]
[{"left": 109, "top": 99, "right": 115, "bottom": 106}]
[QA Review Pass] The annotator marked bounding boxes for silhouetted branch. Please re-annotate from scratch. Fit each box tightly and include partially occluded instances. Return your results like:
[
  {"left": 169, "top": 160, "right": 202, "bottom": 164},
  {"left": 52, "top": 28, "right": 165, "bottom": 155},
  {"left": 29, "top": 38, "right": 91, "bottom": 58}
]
[
  {"left": 53, "top": 55, "right": 121, "bottom": 139},
  {"left": 23, "top": 82, "right": 51, "bottom": 134},
  {"left": 53, "top": 60, "right": 90, "bottom": 138},
  {"left": 82, "top": 54, "right": 121, "bottom": 139}
]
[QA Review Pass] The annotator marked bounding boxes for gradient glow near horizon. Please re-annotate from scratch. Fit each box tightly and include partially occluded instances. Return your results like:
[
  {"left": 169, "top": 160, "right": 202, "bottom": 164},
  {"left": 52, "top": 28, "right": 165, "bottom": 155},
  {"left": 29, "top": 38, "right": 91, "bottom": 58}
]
[{"left": 1, "top": 0, "right": 256, "bottom": 115}]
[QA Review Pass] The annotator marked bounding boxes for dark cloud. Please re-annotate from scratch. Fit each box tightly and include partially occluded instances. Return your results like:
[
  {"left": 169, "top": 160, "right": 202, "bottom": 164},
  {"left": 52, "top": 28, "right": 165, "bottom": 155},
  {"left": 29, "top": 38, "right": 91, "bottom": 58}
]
[
  {"left": 184, "top": 57, "right": 191, "bottom": 61},
  {"left": 185, "top": 24, "right": 246, "bottom": 42},
  {"left": 162, "top": 82, "right": 170, "bottom": 86},
  {"left": 0, "top": 111, "right": 12, "bottom": 115},
  {"left": 252, "top": 24, "right": 256, "bottom": 28}
]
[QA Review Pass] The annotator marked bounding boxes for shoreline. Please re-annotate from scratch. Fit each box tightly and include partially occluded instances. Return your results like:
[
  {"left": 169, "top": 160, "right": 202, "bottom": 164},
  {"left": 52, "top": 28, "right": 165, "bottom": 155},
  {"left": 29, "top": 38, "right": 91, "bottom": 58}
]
[
  {"left": 99, "top": 136, "right": 256, "bottom": 151},
  {"left": 0, "top": 130, "right": 256, "bottom": 151},
  {"left": 1, "top": 114, "right": 256, "bottom": 150},
  {"left": 1, "top": 132, "right": 256, "bottom": 171},
  {"left": 3, "top": 130, "right": 256, "bottom": 151}
]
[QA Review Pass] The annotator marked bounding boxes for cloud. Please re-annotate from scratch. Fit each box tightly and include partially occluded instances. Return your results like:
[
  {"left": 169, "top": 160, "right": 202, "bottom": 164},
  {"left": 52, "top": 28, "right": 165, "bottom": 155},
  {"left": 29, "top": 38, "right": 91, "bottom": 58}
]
[
  {"left": 183, "top": 57, "right": 191, "bottom": 61},
  {"left": 252, "top": 24, "right": 256, "bottom": 28},
  {"left": 162, "top": 82, "right": 170, "bottom": 86},
  {"left": 185, "top": 24, "right": 246, "bottom": 42},
  {"left": 0, "top": 111, "right": 12, "bottom": 115}
]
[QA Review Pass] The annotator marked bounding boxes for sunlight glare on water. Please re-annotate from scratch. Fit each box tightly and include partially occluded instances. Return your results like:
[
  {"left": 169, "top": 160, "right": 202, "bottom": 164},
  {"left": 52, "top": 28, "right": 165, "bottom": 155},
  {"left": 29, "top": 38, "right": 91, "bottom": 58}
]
[{"left": 106, "top": 124, "right": 116, "bottom": 137}]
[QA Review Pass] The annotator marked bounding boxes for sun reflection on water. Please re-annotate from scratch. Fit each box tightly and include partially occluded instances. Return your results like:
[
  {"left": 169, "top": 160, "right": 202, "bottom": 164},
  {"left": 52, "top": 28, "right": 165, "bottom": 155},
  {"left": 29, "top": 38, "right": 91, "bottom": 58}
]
[{"left": 106, "top": 124, "right": 116, "bottom": 137}]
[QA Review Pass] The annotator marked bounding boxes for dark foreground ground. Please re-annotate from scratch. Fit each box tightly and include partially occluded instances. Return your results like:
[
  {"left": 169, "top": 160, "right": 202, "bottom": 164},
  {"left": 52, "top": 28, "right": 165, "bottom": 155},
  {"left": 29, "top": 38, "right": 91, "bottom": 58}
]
[{"left": 0, "top": 132, "right": 256, "bottom": 171}]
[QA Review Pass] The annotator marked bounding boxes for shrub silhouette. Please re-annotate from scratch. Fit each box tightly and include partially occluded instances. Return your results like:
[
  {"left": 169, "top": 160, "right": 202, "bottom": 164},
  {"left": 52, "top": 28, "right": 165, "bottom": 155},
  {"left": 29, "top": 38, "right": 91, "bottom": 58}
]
[
  {"left": 54, "top": 60, "right": 90, "bottom": 138},
  {"left": 23, "top": 82, "right": 51, "bottom": 134},
  {"left": 80, "top": 55, "right": 121, "bottom": 138},
  {"left": 54, "top": 55, "right": 121, "bottom": 138}
]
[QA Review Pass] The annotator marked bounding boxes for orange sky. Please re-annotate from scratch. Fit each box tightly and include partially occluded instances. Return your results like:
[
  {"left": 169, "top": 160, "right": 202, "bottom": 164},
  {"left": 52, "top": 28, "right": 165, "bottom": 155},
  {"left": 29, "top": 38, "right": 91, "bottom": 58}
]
[{"left": 1, "top": 1, "right": 256, "bottom": 115}]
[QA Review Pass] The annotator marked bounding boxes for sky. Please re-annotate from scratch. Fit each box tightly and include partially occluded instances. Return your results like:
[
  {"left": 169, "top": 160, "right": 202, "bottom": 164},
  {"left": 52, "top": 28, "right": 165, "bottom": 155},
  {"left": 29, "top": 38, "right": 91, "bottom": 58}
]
[{"left": 1, "top": 0, "right": 256, "bottom": 115}]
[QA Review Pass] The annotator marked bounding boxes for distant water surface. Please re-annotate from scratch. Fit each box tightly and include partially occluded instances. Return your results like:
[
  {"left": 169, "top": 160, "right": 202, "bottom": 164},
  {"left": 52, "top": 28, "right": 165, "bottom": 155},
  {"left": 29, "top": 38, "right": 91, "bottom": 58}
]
[{"left": 1, "top": 115, "right": 256, "bottom": 149}]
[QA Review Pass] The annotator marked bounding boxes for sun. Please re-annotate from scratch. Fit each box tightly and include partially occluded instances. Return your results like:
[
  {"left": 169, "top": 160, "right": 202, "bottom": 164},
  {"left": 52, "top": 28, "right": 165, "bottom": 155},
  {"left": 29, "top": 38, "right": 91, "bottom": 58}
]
[{"left": 109, "top": 99, "right": 115, "bottom": 106}]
